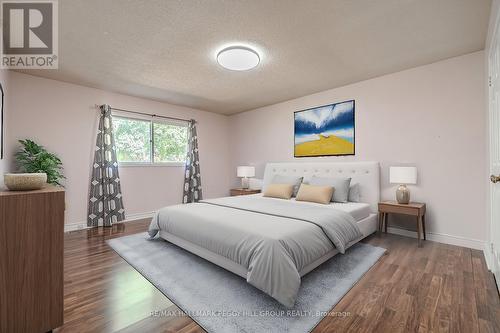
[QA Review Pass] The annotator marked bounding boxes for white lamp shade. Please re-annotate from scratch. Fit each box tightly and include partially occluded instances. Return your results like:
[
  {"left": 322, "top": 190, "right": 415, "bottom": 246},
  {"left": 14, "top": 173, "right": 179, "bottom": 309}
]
[
  {"left": 390, "top": 166, "right": 417, "bottom": 184},
  {"left": 237, "top": 166, "right": 255, "bottom": 178}
]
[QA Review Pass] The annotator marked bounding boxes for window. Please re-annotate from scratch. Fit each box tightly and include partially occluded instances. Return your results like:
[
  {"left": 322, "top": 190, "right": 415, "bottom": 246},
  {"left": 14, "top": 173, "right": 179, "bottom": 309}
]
[
  {"left": 112, "top": 115, "right": 188, "bottom": 166},
  {"left": 113, "top": 117, "right": 151, "bottom": 163}
]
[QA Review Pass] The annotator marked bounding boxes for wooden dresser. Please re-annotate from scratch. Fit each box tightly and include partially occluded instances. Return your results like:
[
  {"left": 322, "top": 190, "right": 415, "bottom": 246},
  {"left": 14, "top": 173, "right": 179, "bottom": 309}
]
[{"left": 0, "top": 186, "right": 65, "bottom": 333}]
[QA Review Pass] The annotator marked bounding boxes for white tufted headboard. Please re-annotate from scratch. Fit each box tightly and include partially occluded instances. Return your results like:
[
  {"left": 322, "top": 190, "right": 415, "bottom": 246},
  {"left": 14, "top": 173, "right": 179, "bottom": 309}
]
[{"left": 263, "top": 161, "right": 380, "bottom": 212}]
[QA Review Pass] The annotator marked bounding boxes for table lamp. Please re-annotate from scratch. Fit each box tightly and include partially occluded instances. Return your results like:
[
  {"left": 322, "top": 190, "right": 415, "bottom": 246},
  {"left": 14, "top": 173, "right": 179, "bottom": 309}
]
[
  {"left": 237, "top": 166, "right": 255, "bottom": 189},
  {"left": 389, "top": 166, "right": 417, "bottom": 204}
]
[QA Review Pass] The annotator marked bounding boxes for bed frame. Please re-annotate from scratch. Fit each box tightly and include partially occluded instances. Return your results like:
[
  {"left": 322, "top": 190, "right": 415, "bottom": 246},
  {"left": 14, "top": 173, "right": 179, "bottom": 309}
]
[{"left": 161, "top": 161, "right": 380, "bottom": 279}]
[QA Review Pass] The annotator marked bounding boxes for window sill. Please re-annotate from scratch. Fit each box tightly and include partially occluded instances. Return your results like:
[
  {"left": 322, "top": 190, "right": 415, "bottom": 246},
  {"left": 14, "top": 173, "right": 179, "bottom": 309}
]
[{"left": 118, "top": 162, "right": 186, "bottom": 168}]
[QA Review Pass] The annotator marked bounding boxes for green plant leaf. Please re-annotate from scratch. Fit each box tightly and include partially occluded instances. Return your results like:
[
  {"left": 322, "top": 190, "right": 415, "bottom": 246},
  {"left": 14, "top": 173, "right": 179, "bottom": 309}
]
[{"left": 15, "top": 139, "right": 65, "bottom": 186}]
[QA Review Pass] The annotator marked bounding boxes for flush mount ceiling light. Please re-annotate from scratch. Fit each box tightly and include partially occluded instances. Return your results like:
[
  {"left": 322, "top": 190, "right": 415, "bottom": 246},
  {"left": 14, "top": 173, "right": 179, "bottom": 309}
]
[{"left": 216, "top": 46, "right": 260, "bottom": 71}]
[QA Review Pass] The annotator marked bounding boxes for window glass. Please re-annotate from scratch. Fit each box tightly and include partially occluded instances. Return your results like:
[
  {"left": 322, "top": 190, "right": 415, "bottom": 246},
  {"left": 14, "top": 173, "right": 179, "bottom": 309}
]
[
  {"left": 154, "top": 122, "right": 188, "bottom": 163},
  {"left": 113, "top": 116, "right": 151, "bottom": 163},
  {"left": 112, "top": 114, "right": 189, "bottom": 165}
]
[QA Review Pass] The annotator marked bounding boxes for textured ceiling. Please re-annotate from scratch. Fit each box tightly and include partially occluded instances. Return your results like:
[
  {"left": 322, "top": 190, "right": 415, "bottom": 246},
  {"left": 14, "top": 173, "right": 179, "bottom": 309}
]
[{"left": 20, "top": 0, "right": 491, "bottom": 114}]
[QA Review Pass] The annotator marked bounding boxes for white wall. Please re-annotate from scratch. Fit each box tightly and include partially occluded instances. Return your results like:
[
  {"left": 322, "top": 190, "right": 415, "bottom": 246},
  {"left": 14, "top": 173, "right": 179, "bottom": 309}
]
[
  {"left": 6, "top": 72, "right": 231, "bottom": 227},
  {"left": 229, "top": 51, "right": 487, "bottom": 246}
]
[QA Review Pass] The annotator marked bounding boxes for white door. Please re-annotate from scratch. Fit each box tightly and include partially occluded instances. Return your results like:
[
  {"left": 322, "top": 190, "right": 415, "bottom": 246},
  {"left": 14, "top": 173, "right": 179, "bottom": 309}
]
[{"left": 489, "top": 9, "right": 500, "bottom": 283}]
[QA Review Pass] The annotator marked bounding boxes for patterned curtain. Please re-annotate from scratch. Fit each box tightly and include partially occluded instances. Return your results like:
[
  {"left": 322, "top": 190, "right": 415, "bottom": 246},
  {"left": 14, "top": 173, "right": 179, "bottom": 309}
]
[
  {"left": 87, "top": 105, "right": 125, "bottom": 227},
  {"left": 182, "top": 120, "right": 203, "bottom": 203}
]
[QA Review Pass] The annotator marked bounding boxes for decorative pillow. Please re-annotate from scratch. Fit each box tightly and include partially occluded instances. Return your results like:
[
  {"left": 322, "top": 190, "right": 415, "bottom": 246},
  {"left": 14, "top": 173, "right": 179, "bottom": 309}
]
[
  {"left": 271, "top": 175, "right": 303, "bottom": 197},
  {"left": 263, "top": 184, "right": 294, "bottom": 199},
  {"left": 309, "top": 176, "right": 351, "bottom": 203},
  {"left": 348, "top": 183, "right": 360, "bottom": 202},
  {"left": 296, "top": 184, "right": 334, "bottom": 205},
  {"left": 248, "top": 178, "right": 263, "bottom": 190}
]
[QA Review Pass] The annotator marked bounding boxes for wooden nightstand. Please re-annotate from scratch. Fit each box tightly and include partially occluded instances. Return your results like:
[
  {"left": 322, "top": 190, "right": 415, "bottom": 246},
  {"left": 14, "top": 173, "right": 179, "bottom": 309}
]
[
  {"left": 378, "top": 201, "right": 426, "bottom": 247},
  {"left": 230, "top": 188, "right": 261, "bottom": 196}
]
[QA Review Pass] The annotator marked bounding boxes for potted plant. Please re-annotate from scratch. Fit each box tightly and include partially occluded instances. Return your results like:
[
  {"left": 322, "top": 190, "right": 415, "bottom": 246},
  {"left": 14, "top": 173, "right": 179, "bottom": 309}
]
[{"left": 4, "top": 139, "right": 65, "bottom": 190}]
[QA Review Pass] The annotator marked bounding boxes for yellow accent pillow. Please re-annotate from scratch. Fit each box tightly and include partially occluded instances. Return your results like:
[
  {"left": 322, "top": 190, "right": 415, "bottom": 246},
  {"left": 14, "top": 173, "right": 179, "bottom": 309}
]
[
  {"left": 263, "top": 184, "right": 294, "bottom": 199},
  {"left": 295, "top": 183, "right": 334, "bottom": 205}
]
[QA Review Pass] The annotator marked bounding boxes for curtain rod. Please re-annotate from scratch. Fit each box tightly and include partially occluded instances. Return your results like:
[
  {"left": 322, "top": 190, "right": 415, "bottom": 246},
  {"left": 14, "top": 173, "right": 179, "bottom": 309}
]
[{"left": 95, "top": 104, "right": 193, "bottom": 123}]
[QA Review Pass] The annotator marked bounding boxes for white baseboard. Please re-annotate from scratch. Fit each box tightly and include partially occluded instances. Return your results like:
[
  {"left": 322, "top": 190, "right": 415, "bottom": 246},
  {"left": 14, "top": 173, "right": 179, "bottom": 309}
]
[
  {"left": 64, "top": 211, "right": 155, "bottom": 233},
  {"left": 386, "top": 226, "right": 486, "bottom": 251},
  {"left": 483, "top": 242, "right": 493, "bottom": 270}
]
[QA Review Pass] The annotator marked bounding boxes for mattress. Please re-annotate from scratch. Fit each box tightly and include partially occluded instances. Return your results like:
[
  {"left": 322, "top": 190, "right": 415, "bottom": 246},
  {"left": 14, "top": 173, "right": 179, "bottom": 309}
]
[
  {"left": 159, "top": 213, "right": 377, "bottom": 279},
  {"left": 248, "top": 194, "right": 372, "bottom": 221}
]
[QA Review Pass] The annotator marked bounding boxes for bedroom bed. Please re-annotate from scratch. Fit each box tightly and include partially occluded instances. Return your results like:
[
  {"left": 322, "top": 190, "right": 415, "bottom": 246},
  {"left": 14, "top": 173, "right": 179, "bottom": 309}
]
[{"left": 149, "top": 161, "right": 380, "bottom": 307}]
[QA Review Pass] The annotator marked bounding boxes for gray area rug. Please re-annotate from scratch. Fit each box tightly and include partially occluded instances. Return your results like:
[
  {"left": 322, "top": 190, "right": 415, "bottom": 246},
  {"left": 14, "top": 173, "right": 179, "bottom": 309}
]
[{"left": 107, "top": 233, "right": 385, "bottom": 333}]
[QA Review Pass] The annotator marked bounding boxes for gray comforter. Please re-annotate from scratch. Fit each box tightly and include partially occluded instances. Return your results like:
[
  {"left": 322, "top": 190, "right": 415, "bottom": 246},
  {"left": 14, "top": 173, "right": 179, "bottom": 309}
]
[{"left": 148, "top": 195, "right": 362, "bottom": 308}]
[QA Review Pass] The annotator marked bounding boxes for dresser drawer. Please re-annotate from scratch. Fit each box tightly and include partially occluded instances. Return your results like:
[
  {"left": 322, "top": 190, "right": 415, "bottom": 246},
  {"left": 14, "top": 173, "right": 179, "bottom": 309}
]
[{"left": 378, "top": 203, "right": 421, "bottom": 216}]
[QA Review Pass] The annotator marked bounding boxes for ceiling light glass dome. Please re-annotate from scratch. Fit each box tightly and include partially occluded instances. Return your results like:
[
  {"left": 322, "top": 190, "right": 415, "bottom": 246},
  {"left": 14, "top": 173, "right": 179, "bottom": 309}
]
[{"left": 217, "top": 46, "right": 260, "bottom": 71}]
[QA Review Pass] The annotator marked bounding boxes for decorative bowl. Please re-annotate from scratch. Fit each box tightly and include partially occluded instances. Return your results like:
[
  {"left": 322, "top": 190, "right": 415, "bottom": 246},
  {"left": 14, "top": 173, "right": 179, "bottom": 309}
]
[{"left": 4, "top": 173, "right": 48, "bottom": 191}]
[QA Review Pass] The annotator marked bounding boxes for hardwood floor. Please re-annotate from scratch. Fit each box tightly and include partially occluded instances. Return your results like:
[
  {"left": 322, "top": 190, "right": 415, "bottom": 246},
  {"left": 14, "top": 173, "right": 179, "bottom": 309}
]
[{"left": 57, "top": 220, "right": 500, "bottom": 333}]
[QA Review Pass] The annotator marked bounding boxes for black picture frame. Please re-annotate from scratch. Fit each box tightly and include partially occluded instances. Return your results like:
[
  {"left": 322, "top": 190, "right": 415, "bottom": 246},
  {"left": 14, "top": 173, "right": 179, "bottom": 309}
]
[{"left": 293, "top": 99, "right": 355, "bottom": 158}]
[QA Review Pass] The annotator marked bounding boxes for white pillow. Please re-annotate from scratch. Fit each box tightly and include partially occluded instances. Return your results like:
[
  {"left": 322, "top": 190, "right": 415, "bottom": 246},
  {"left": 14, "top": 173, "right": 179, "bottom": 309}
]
[
  {"left": 271, "top": 175, "right": 303, "bottom": 197},
  {"left": 309, "top": 176, "right": 351, "bottom": 203},
  {"left": 348, "top": 183, "right": 360, "bottom": 202},
  {"left": 248, "top": 178, "right": 263, "bottom": 190}
]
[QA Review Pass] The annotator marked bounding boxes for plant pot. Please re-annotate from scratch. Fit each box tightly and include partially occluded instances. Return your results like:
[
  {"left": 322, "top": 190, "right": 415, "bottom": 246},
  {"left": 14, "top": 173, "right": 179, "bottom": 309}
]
[{"left": 4, "top": 173, "right": 48, "bottom": 191}]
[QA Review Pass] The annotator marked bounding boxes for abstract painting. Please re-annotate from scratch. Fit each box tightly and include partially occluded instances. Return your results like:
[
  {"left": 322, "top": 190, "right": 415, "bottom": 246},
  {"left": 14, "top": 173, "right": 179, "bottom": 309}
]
[{"left": 294, "top": 100, "right": 355, "bottom": 157}]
